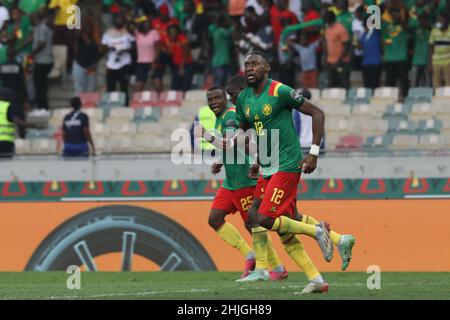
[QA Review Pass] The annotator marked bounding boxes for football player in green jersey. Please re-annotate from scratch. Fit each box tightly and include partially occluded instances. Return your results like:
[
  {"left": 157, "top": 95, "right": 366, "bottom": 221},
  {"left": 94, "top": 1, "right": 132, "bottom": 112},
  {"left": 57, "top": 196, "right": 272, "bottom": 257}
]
[
  {"left": 233, "top": 51, "right": 354, "bottom": 293},
  {"left": 204, "top": 79, "right": 289, "bottom": 281}
]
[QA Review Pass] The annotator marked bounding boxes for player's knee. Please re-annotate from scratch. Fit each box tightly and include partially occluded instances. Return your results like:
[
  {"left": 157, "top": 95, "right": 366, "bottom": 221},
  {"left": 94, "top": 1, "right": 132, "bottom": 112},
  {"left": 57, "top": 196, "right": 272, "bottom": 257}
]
[
  {"left": 208, "top": 211, "right": 225, "bottom": 230},
  {"left": 244, "top": 220, "right": 253, "bottom": 233},
  {"left": 247, "top": 212, "right": 258, "bottom": 228},
  {"left": 257, "top": 215, "right": 274, "bottom": 230}
]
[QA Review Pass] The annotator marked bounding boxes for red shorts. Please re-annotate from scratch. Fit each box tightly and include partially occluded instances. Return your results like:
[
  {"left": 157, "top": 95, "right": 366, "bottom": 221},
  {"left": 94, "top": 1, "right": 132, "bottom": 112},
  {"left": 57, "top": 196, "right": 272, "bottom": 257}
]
[
  {"left": 255, "top": 172, "right": 300, "bottom": 218},
  {"left": 211, "top": 186, "right": 256, "bottom": 222}
]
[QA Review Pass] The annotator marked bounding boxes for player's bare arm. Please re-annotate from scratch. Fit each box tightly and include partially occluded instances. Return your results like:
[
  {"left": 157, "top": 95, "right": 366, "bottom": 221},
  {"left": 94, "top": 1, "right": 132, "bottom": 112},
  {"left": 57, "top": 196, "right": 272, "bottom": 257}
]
[{"left": 295, "top": 98, "right": 325, "bottom": 174}]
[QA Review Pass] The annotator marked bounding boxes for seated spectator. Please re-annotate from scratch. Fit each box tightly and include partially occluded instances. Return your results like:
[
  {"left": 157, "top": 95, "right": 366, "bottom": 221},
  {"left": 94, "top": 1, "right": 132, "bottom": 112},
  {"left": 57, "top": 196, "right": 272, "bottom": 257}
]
[
  {"left": 289, "top": 32, "right": 320, "bottom": 89},
  {"left": 134, "top": 16, "right": 160, "bottom": 92},
  {"left": 167, "top": 24, "right": 194, "bottom": 91},
  {"left": 102, "top": 12, "right": 135, "bottom": 106},
  {"left": 62, "top": 97, "right": 95, "bottom": 158},
  {"left": 73, "top": 16, "right": 101, "bottom": 94},
  {"left": 429, "top": 12, "right": 450, "bottom": 89}
]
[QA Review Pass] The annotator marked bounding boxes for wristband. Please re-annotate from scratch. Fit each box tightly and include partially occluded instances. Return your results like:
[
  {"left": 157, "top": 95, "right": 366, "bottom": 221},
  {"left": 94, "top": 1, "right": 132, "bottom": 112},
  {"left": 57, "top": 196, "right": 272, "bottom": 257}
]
[{"left": 309, "top": 144, "right": 320, "bottom": 157}]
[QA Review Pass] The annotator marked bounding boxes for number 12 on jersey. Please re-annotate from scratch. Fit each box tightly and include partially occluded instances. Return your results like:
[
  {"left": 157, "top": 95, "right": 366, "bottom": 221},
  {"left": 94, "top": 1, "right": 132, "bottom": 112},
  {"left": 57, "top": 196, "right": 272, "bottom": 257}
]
[
  {"left": 270, "top": 188, "right": 284, "bottom": 205},
  {"left": 255, "top": 121, "right": 264, "bottom": 136}
]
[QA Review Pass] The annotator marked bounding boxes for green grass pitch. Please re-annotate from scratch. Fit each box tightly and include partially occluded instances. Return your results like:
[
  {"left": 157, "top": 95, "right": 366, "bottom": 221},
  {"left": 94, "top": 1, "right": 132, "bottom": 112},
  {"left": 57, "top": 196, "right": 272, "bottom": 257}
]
[{"left": 0, "top": 272, "right": 449, "bottom": 300}]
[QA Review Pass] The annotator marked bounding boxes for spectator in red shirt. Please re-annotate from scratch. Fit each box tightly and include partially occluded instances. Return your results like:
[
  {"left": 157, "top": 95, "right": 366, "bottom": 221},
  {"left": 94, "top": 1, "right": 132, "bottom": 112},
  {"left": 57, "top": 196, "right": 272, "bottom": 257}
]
[
  {"left": 302, "top": 0, "right": 321, "bottom": 22},
  {"left": 270, "top": 0, "right": 298, "bottom": 45},
  {"left": 301, "top": 0, "right": 322, "bottom": 43},
  {"left": 167, "top": 24, "right": 194, "bottom": 91},
  {"left": 152, "top": 4, "right": 179, "bottom": 92}
]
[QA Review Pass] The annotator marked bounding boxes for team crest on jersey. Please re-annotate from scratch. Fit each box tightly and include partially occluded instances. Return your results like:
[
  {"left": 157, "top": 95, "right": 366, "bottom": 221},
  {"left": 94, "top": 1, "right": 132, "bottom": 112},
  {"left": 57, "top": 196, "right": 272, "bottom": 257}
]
[
  {"left": 262, "top": 104, "right": 272, "bottom": 116},
  {"left": 245, "top": 105, "right": 250, "bottom": 119},
  {"left": 271, "top": 206, "right": 277, "bottom": 213}
]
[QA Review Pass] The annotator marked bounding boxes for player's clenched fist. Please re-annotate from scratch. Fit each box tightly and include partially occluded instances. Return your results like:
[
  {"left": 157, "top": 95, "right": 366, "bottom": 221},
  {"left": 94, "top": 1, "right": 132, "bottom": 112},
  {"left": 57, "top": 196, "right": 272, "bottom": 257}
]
[
  {"left": 211, "top": 163, "right": 223, "bottom": 175},
  {"left": 299, "top": 154, "right": 317, "bottom": 174},
  {"left": 248, "top": 164, "right": 260, "bottom": 179}
]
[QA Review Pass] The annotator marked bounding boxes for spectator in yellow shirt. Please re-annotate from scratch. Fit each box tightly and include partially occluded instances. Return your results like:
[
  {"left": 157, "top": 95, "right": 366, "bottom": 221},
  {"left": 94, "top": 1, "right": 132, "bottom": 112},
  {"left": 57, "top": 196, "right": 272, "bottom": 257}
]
[{"left": 48, "top": 0, "right": 78, "bottom": 72}]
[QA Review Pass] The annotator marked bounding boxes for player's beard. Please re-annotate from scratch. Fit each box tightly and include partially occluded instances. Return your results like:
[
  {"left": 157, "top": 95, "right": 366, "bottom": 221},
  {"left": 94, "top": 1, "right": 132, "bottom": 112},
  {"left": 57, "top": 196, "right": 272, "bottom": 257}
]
[{"left": 246, "top": 76, "right": 262, "bottom": 88}]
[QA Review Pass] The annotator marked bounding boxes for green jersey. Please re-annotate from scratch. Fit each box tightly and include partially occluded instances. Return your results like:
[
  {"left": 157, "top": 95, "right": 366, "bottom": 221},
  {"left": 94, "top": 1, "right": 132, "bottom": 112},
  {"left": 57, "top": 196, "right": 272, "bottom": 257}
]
[
  {"left": 413, "top": 27, "right": 430, "bottom": 66},
  {"left": 236, "top": 79, "right": 304, "bottom": 177},
  {"left": 382, "top": 22, "right": 408, "bottom": 62},
  {"left": 215, "top": 104, "right": 257, "bottom": 191},
  {"left": 337, "top": 11, "right": 353, "bottom": 38}
]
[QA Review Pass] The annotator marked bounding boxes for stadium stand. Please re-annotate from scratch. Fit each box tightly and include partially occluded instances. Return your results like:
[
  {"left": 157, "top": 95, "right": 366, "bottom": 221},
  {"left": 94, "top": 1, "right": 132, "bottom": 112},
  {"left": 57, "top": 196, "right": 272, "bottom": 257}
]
[
  {"left": 1, "top": 1, "right": 447, "bottom": 158},
  {"left": 18, "top": 83, "right": 449, "bottom": 156}
]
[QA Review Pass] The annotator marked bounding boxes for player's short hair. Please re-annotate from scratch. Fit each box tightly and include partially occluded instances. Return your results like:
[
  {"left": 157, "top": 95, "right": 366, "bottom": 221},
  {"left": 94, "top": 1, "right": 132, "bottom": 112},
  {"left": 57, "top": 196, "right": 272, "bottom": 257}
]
[
  {"left": 70, "top": 97, "right": 82, "bottom": 110},
  {"left": 226, "top": 75, "right": 247, "bottom": 89},
  {"left": 207, "top": 86, "right": 226, "bottom": 96},
  {"left": 246, "top": 51, "right": 270, "bottom": 65}
]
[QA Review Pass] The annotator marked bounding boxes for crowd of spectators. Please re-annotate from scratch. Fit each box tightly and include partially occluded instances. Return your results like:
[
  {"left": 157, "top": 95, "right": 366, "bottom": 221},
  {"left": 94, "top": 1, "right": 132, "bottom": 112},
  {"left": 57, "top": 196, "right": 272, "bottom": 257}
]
[
  {"left": 0, "top": 0, "right": 449, "bottom": 113},
  {"left": 0, "top": 0, "right": 449, "bottom": 158}
]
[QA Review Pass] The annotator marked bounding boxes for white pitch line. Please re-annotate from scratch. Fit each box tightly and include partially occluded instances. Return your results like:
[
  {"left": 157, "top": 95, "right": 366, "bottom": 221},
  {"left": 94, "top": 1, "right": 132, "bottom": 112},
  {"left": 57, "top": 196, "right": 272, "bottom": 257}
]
[
  {"left": 47, "top": 288, "right": 212, "bottom": 300},
  {"left": 404, "top": 195, "right": 450, "bottom": 199},
  {"left": 41, "top": 279, "right": 450, "bottom": 300},
  {"left": 44, "top": 282, "right": 393, "bottom": 300}
]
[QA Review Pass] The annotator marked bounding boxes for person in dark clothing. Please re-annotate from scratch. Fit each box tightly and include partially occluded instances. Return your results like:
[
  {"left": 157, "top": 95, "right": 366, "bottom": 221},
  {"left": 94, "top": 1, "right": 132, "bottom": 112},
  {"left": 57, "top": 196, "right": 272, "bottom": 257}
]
[
  {"left": 73, "top": 16, "right": 101, "bottom": 94},
  {"left": 31, "top": 11, "right": 54, "bottom": 110},
  {"left": 62, "top": 97, "right": 96, "bottom": 157},
  {"left": 134, "top": 0, "right": 157, "bottom": 17}
]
